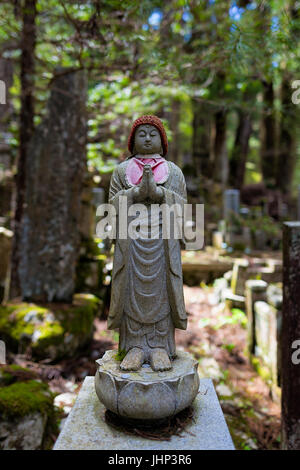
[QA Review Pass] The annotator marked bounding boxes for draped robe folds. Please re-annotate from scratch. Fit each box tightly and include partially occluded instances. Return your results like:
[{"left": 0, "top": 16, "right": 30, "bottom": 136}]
[{"left": 107, "top": 157, "right": 187, "bottom": 359}]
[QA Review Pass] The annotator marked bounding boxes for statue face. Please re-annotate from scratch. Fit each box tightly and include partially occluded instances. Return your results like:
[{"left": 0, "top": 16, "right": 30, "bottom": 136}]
[{"left": 133, "top": 124, "right": 162, "bottom": 155}]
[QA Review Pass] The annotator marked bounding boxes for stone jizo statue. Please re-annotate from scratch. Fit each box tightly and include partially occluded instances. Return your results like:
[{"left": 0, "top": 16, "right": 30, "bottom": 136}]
[{"left": 108, "top": 115, "right": 187, "bottom": 372}]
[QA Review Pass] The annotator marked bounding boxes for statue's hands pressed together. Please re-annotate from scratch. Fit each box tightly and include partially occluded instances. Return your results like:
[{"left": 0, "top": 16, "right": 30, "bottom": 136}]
[
  {"left": 147, "top": 165, "right": 164, "bottom": 202},
  {"left": 133, "top": 165, "right": 163, "bottom": 203}
]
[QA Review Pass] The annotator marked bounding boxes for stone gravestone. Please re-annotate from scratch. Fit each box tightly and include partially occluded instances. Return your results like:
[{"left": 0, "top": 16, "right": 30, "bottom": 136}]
[
  {"left": 92, "top": 187, "right": 105, "bottom": 207},
  {"left": 254, "top": 301, "right": 278, "bottom": 386},
  {"left": 223, "top": 189, "right": 240, "bottom": 247},
  {"left": 281, "top": 222, "right": 300, "bottom": 450},
  {"left": 245, "top": 280, "right": 268, "bottom": 355},
  {"left": 17, "top": 69, "right": 87, "bottom": 302},
  {"left": 0, "top": 227, "right": 13, "bottom": 302},
  {"left": 266, "top": 284, "right": 282, "bottom": 387},
  {"left": 231, "top": 258, "right": 249, "bottom": 296},
  {"left": 212, "top": 231, "right": 223, "bottom": 250},
  {"left": 223, "top": 189, "right": 240, "bottom": 220}
]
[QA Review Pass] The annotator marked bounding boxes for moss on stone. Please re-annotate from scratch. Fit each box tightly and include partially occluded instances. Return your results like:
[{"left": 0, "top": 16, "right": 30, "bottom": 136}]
[
  {"left": 61, "top": 293, "right": 100, "bottom": 336},
  {"left": 0, "top": 294, "right": 101, "bottom": 360},
  {"left": 114, "top": 349, "right": 127, "bottom": 362},
  {"left": 75, "top": 236, "right": 105, "bottom": 293},
  {"left": 0, "top": 365, "right": 38, "bottom": 386},
  {"left": 0, "top": 368, "right": 15, "bottom": 386},
  {"left": 0, "top": 380, "right": 54, "bottom": 419},
  {"left": 73, "top": 293, "right": 100, "bottom": 309},
  {"left": 34, "top": 322, "right": 65, "bottom": 351},
  {"left": 0, "top": 303, "right": 47, "bottom": 341}
]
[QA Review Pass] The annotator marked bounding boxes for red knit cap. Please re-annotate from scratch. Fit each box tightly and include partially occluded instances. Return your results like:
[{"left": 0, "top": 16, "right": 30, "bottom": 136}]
[{"left": 128, "top": 115, "right": 168, "bottom": 156}]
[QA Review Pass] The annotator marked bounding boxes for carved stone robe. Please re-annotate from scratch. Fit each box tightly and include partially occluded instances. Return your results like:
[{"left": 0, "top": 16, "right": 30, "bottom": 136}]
[{"left": 107, "top": 157, "right": 187, "bottom": 359}]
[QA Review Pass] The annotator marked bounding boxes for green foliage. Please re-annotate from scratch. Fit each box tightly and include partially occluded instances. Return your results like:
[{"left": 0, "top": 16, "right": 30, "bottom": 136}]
[
  {"left": 0, "top": 0, "right": 299, "bottom": 188},
  {"left": 222, "top": 343, "right": 236, "bottom": 353},
  {"left": 214, "top": 308, "right": 247, "bottom": 330},
  {"left": 251, "top": 356, "right": 272, "bottom": 384}
]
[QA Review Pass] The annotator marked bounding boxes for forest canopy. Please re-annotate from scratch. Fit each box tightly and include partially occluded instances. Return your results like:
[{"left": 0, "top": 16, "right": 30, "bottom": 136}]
[{"left": 0, "top": 0, "right": 299, "bottom": 192}]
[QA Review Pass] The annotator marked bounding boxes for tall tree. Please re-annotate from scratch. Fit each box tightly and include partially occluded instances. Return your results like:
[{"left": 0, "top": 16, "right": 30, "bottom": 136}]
[
  {"left": 192, "top": 99, "right": 211, "bottom": 178},
  {"left": 260, "top": 79, "right": 277, "bottom": 186},
  {"left": 276, "top": 0, "right": 300, "bottom": 195},
  {"left": 258, "top": 2, "right": 277, "bottom": 186},
  {"left": 10, "top": 0, "right": 37, "bottom": 299},
  {"left": 230, "top": 107, "right": 252, "bottom": 188},
  {"left": 212, "top": 72, "right": 229, "bottom": 186}
]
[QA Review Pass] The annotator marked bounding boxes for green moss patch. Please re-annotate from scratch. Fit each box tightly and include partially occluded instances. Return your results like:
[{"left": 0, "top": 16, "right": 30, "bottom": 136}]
[
  {"left": 250, "top": 356, "right": 272, "bottom": 384},
  {"left": 114, "top": 349, "right": 127, "bottom": 362},
  {"left": 0, "top": 365, "right": 38, "bottom": 386},
  {"left": 0, "top": 380, "right": 54, "bottom": 419},
  {"left": 0, "top": 293, "right": 101, "bottom": 361}
]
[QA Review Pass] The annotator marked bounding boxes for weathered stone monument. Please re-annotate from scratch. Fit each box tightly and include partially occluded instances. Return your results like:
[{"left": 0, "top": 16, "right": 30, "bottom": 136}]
[
  {"left": 94, "top": 116, "right": 199, "bottom": 420},
  {"left": 54, "top": 116, "right": 234, "bottom": 450},
  {"left": 223, "top": 189, "right": 240, "bottom": 220},
  {"left": 281, "top": 222, "right": 300, "bottom": 450},
  {"left": 223, "top": 189, "right": 241, "bottom": 248},
  {"left": 245, "top": 279, "right": 268, "bottom": 355}
]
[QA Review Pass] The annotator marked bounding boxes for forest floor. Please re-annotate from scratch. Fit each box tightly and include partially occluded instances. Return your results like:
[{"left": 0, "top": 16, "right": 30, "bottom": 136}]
[{"left": 10, "top": 284, "right": 281, "bottom": 450}]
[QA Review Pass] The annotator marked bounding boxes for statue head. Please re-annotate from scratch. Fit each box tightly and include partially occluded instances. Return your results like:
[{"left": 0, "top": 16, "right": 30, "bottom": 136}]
[
  {"left": 133, "top": 124, "right": 162, "bottom": 155},
  {"left": 128, "top": 115, "right": 168, "bottom": 156}
]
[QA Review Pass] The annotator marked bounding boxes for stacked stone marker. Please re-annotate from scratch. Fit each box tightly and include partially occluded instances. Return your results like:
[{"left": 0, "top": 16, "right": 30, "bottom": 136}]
[
  {"left": 223, "top": 189, "right": 240, "bottom": 247},
  {"left": 223, "top": 189, "right": 240, "bottom": 220},
  {"left": 245, "top": 280, "right": 268, "bottom": 355},
  {"left": 281, "top": 222, "right": 300, "bottom": 449}
]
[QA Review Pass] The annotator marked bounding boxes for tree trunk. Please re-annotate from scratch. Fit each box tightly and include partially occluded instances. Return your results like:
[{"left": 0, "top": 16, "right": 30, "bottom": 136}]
[
  {"left": 14, "top": 69, "right": 87, "bottom": 303},
  {"left": 260, "top": 80, "right": 277, "bottom": 186},
  {"left": 192, "top": 99, "right": 211, "bottom": 178},
  {"left": 0, "top": 58, "right": 14, "bottom": 171},
  {"left": 281, "top": 222, "right": 300, "bottom": 449},
  {"left": 211, "top": 70, "right": 228, "bottom": 186},
  {"left": 213, "top": 108, "right": 228, "bottom": 186},
  {"left": 276, "top": 1, "right": 299, "bottom": 195},
  {"left": 168, "top": 98, "right": 181, "bottom": 166},
  {"left": 10, "top": 0, "right": 37, "bottom": 298},
  {"left": 275, "top": 77, "right": 298, "bottom": 195},
  {"left": 230, "top": 109, "right": 252, "bottom": 188}
]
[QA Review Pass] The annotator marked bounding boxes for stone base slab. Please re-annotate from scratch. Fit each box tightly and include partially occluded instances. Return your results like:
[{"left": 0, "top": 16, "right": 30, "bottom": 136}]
[{"left": 53, "top": 376, "right": 235, "bottom": 450}]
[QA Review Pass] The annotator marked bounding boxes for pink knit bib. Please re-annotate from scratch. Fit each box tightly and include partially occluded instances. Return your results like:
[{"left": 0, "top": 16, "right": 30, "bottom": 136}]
[{"left": 126, "top": 154, "right": 169, "bottom": 186}]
